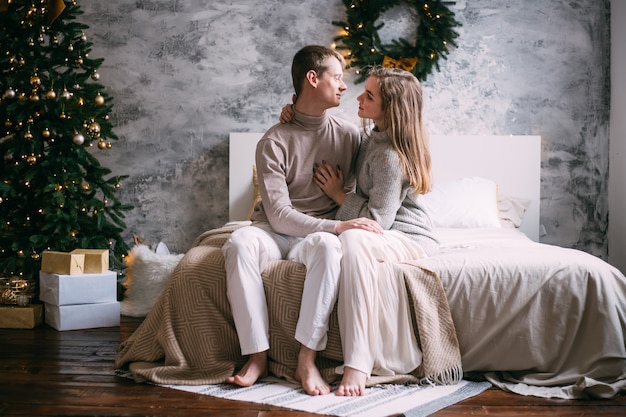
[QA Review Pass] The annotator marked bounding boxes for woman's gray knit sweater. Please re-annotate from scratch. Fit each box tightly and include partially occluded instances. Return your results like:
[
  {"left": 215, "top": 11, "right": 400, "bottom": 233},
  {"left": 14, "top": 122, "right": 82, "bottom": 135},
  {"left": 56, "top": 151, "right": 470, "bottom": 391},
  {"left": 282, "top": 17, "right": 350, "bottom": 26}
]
[{"left": 336, "top": 129, "right": 439, "bottom": 256}]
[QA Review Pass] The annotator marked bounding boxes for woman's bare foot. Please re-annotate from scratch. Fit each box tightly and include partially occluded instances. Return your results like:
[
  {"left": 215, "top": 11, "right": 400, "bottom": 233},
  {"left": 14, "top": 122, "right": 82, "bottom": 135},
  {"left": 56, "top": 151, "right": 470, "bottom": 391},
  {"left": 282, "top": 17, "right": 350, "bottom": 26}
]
[
  {"left": 336, "top": 366, "right": 367, "bottom": 396},
  {"left": 226, "top": 351, "right": 268, "bottom": 387},
  {"left": 294, "top": 346, "right": 331, "bottom": 395}
]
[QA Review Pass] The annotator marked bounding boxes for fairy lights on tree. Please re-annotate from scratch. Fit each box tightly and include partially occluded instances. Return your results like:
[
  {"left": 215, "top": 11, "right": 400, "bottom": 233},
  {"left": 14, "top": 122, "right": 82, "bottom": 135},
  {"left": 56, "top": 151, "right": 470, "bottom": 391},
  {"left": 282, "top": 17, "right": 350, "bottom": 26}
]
[{"left": 0, "top": 0, "right": 131, "bottom": 280}]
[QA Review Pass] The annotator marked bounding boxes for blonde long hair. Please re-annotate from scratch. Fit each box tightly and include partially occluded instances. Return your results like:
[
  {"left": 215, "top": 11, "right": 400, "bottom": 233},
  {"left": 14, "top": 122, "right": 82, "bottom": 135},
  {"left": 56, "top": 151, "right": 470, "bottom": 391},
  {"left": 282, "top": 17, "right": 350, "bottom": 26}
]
[{"left": 362, "top": 66, "right": 432, "bottom": 194}]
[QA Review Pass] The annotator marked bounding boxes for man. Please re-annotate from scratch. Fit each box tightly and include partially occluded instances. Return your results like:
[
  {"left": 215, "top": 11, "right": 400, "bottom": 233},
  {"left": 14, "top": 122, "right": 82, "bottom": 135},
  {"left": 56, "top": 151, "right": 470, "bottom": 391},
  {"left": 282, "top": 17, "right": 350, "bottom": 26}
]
[{"left": 222, "top": 45, "right": 381, "bottom": 395}]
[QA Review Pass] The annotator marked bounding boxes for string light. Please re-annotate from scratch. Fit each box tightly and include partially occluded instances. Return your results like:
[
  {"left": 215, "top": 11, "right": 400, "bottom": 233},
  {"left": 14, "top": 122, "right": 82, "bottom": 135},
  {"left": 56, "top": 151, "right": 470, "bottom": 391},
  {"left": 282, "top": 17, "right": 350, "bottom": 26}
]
[{"left": 1, "top": 0, "right": 129, "bottom": 279}]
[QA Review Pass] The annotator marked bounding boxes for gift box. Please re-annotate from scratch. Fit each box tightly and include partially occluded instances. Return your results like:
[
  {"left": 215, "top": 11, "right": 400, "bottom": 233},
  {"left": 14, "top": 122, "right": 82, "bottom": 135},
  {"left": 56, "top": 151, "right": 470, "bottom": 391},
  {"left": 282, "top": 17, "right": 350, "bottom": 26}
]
[
  {"left": 0, "top": 304, "right": 44, "bottom": 329},
  {"left": 70, "top": 249, "right": 109, "bottom": 273},
  {"left": 41, "top": 251, "right": 85, "bottom": 275},
  {"left": 39, "top": 271, "right": 117, "bottom": 306},
  {"left": 44, "top": 301, "right": 120, "bottom": 331}
]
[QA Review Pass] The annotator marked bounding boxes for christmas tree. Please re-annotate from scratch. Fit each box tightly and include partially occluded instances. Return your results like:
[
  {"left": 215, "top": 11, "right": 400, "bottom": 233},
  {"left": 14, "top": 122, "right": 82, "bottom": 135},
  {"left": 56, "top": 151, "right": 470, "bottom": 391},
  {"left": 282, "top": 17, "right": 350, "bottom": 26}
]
[{"left": 0, "top": 0, "right": 131, "bottom": 283}]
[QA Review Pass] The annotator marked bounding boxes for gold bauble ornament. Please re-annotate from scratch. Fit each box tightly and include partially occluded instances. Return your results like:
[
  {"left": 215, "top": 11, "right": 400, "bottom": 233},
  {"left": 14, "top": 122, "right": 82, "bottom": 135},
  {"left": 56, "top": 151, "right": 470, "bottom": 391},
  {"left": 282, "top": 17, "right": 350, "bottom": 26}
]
[
  {"left": 42, "top": 128, "right": 50, "bottom": 138},
  {"left": 89, "top": 121, "right": 101, "bottom": 135},
  {"left": 87, "top": 122, "right": 102, "bottom": 139},
  {"left": 97, "top": 139, "right": 106, "bottom": 149},
  {"left": 27, "top": 155, "right": 37, "bottom": 164},
  {"left": 94, "top": 93, "right": 104, "bottom": 106},
  {"left": 0, "top": 289, "right": 16, "bottom": 305},
  {"left": 30, "top": 75, "right": 41, "bottom": 86},
  {"left": 46, "top": 90, "right": 56, "bottom": 99},
  {"left": 91, "top": 71, "right": 100, "bottom": 81}
]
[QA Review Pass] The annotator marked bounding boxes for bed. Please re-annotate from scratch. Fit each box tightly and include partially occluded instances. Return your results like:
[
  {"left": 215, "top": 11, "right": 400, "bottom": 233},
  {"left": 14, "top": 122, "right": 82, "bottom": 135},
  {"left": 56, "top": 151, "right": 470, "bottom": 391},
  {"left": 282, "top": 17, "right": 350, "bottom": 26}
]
[{"left": 116, "top": 133, "right": 626, "bottom": 400}]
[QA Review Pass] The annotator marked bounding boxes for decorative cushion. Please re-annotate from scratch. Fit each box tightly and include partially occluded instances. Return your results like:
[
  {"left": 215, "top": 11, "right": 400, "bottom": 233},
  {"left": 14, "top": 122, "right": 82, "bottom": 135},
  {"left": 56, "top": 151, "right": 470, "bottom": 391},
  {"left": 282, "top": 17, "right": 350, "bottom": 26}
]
[
  {"left": 419, "top": 177, "right": 501, "bottom": 228},
  {"left": 120, "top": 244, "right": 184, "bottom": 317}
]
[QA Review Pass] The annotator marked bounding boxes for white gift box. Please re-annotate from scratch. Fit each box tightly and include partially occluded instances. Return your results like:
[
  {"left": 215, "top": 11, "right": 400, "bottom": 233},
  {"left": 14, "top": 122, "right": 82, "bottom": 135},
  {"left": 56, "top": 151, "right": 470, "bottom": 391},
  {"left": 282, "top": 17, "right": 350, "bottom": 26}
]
[
  {"left": 39, "top": 271, "right": 117, "bottom": 306},
  {"left": 44, "top": 301, "right": 120, "bottom": 331}
]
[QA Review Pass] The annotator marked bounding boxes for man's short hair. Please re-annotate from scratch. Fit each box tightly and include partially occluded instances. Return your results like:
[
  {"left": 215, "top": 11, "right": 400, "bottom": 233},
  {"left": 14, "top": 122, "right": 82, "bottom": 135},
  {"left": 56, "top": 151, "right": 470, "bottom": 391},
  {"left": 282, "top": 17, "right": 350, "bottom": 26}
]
[{"left": 291, "top": 45, "right": 345, "bottom": 97}]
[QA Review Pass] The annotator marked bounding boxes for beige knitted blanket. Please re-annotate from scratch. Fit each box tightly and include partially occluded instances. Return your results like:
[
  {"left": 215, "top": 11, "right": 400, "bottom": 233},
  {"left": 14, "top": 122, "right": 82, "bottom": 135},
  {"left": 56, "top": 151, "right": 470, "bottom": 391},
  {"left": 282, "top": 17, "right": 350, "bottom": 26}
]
[{"left": 115, "top": 224, "right": 462, "bottom": 386}]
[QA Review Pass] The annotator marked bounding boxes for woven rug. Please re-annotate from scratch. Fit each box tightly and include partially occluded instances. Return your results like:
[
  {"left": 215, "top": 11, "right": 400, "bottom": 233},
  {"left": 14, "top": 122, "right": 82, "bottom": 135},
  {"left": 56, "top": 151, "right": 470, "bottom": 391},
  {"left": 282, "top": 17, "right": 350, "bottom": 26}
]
[{"left": 159, "top": 376, "right": 490, "bottom": 417}]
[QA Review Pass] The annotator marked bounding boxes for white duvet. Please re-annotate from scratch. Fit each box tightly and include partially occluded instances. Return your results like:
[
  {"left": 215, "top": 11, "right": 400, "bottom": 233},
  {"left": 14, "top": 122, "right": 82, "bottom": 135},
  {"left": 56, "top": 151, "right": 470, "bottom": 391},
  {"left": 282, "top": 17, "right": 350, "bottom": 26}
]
[{"left": 417, "top": 227, "right": 626, "bottom": 399}]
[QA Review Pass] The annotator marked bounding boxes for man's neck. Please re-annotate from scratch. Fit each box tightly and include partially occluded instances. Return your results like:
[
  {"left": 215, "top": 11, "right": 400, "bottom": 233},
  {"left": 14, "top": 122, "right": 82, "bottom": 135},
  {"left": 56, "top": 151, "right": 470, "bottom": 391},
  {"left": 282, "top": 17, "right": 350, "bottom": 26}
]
[{"left": 294, "top": 96, "right": 328, "bottom": 117}]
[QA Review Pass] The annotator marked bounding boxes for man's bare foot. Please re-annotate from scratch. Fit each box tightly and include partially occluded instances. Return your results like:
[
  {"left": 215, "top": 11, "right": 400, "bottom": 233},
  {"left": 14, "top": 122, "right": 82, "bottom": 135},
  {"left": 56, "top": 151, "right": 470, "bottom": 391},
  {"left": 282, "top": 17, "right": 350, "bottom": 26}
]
[
  {"left": 226, "top": 351, "right": 268, "bottom": 387},
  {"left": 336, "top": 366, "right": 367, "bottom": 396},
  {"left": 294, "top": 346, "right": 331, "bottom": 395}
]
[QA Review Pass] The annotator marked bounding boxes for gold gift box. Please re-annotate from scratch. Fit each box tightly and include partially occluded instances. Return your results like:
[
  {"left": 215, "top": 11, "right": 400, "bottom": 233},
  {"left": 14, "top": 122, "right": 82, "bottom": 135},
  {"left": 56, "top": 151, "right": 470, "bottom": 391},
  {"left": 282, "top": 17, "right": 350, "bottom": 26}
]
[
  {"left": 0, "top": 304, "right": 44, "bottom": 329},
  {"left": 70, "top": 249, "right": 109, "bottom": 273},
  {"left": 41, "top": 251, "right": 85, "bottom": 275}
]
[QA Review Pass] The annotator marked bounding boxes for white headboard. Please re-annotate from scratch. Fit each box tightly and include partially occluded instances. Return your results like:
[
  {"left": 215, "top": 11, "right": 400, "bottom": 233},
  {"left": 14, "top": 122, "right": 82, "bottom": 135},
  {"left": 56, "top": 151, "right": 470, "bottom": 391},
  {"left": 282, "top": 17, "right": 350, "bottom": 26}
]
[{"left": 229, "top": 133, "right": 541, "bottom": 241}]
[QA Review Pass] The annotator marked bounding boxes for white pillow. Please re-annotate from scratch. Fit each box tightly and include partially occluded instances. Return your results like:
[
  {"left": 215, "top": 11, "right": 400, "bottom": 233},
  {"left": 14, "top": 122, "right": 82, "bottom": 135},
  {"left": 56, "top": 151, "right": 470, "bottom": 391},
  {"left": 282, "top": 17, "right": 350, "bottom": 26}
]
[
  {"left": 419, "top": 177, "right": 501, "bottom": 228},
  {"left": 121, "top": 244, "right": 184, "bottom": 317}
]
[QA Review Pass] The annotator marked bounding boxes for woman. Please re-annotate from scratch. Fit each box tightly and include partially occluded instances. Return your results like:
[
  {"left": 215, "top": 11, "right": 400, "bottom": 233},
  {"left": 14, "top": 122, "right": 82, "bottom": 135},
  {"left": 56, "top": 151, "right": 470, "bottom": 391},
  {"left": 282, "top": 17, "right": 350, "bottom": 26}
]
[{"left": 282, "top": 66, "right": 439, "bottom": 396}]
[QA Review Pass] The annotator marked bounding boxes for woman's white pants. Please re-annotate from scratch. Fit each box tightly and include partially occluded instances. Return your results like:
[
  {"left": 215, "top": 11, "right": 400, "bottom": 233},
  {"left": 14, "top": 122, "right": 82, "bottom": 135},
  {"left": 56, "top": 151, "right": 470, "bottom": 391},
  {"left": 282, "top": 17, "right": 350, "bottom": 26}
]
[
  {"left": 222, "top": 222, "right": 342, "bottom": 355},
  {"left": 337, "top": 229, "right": 429, "bottom": 378}
]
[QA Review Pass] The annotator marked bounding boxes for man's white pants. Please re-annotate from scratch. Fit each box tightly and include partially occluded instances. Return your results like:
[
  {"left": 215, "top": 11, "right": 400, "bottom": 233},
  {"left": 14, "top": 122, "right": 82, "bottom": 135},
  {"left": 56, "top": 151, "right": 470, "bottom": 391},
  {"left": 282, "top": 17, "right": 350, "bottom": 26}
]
[
  {"left": 337, "top": 229, "right": 429, "bottom": 378},
  {"left": 222, "top": 222, "right": 342, "bottom": 355}
]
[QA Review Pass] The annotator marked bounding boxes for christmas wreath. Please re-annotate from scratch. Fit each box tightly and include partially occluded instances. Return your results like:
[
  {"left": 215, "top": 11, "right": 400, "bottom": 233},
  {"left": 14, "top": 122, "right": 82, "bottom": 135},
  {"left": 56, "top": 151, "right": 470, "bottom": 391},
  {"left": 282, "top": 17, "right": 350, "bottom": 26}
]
[{"left": 332, "top": 0, "right": 461, "bottom": 82}]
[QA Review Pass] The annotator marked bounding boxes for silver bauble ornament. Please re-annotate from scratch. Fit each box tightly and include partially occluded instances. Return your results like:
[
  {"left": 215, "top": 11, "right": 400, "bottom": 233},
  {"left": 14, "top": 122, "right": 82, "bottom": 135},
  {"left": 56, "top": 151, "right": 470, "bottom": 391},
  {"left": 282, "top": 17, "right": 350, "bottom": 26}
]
[
  {"left": 73, "top": 133, "right": 85, "bottom": 145},
  {"left": 3, "top": 88, "right": 16, "bottom": 99}
]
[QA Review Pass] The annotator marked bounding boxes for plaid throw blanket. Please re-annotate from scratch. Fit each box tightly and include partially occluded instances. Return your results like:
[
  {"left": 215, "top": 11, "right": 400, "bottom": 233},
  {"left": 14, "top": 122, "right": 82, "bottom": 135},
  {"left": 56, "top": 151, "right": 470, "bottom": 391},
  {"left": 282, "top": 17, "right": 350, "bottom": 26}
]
[{"left": 115, "top": 224, "right": 462, "bottom": 387}]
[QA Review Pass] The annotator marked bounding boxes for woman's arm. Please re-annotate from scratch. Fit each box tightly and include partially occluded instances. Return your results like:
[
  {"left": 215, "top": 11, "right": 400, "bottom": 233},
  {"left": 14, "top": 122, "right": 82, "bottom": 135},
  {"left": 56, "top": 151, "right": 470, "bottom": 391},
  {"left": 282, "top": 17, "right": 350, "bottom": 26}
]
[{"left": 338, "top": 147, "right": 406, "bottom": 230}]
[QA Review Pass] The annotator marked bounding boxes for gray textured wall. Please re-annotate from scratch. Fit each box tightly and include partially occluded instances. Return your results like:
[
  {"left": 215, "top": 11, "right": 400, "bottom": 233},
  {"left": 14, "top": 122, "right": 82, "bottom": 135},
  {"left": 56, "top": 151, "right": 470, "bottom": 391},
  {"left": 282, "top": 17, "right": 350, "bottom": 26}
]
[{"left": 81, "top": 0, "right": 610, "bottom": 258}]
